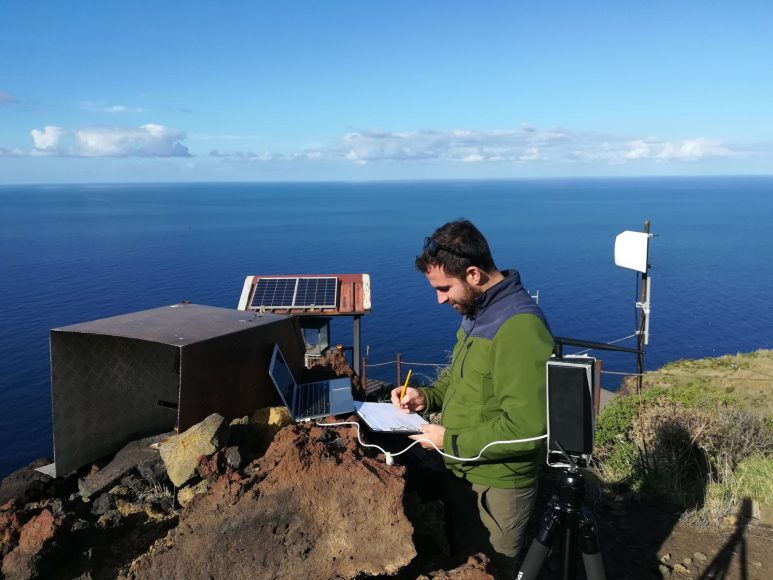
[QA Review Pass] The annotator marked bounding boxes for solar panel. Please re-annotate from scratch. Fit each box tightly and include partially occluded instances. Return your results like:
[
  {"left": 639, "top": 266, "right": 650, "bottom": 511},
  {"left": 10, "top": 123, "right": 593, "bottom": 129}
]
[
  {"left": 251, "top": 278, "right": 297, "bottom": 308},
  {"left": 250, "top": 277, "right": 338, "bottom": 309},
  {"left": 295, "top": 277, "right": 337, "bottom": 308}
]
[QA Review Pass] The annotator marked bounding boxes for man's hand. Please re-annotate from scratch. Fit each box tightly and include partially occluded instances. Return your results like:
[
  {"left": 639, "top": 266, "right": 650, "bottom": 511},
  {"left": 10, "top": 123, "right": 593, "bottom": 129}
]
[
  {"left": 390, "top": 386, "right": 427, "bottom": 414},
  {"left": 409, "top": 424, "right": 446, "bottom": 450}
]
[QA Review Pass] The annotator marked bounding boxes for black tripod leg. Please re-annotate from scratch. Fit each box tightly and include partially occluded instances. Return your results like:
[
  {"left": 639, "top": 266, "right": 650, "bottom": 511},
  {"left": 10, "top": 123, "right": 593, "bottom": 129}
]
[
  {"left": 517, "top": 501, "right": 563, "bottom": 580},
  {"left": 579, "top": 511, "right": 606, "bottom": 580},
  {"left": 562, "top": 510, "right": 579, "bottom": 580}
]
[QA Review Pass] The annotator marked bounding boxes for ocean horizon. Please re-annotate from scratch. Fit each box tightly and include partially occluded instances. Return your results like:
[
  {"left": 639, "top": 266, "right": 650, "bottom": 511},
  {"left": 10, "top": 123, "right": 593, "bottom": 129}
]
[{"left": 2, "top": 175, "right": 772, "bottom": 477}]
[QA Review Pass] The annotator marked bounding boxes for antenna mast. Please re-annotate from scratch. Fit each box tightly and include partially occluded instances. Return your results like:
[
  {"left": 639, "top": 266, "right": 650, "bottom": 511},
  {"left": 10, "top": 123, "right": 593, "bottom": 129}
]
[{"left": 636, "top": 220, "right": 652, "bottom": 394}]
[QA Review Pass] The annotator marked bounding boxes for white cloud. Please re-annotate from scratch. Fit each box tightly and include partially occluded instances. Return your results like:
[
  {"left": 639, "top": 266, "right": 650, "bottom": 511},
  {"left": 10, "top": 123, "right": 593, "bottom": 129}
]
[
  {"left": 660, "top": 138, "right": 731, "bottom": 160},
  {"left": 520, "top": 147, "right": 543, "bottom": 161},
  {"left": 29, "top": 124, "right": 190, "bottom": 157},
  {"left": 107, "top": 105, "right": 145, "bottom": 113},
  {"left": 577, "top": 137, "right": 736, "bottom": 163},
  {"left": 300, "top": 128, "right": 608, "bottom": 165},
  {"left": 210, "top": 149, "right": 296, "bottom": 161},
  {"left": 31, "top": 126, "right": 66, "bottom": 151},
  {"left": 80, "top": 101, "right": 145, "bottom": 113},
  {"left": 348, "top": 129, "right": 735, "bottom": 165},
  {"left": 207, "top": 127, "right": 743, "bottom": 168},
  {"left": 13, "top": 124, "right": 747, "bottom": 166}
]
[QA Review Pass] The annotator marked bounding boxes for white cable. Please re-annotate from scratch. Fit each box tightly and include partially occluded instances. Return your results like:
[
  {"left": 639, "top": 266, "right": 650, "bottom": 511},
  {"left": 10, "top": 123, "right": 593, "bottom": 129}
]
[
  {"left": 364, "top": 360, "right": 398, "bottom": 367},
  {"left": 400, "top": 362, "right": 448, "bottom": 367},
  {"left": 364, "top": 360, "right": 448, "bottom": 368},
  {"left": 571, "top": 333, "right": 638, "bottom": 356},
  {"left": 316, "top": 421, "right": 547, "bottom": 463}
]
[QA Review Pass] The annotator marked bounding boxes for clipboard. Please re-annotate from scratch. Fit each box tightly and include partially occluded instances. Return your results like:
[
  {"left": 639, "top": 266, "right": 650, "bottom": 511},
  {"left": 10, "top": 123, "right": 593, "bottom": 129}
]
[{"left": 354, "top": 402, "right": 428, "bottom": 434}]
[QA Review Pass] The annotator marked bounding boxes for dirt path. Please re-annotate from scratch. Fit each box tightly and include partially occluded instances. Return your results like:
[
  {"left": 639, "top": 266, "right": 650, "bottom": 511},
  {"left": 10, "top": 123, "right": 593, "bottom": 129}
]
[{"left": 525, "top": 486, "right": 772, "bottom": 579}]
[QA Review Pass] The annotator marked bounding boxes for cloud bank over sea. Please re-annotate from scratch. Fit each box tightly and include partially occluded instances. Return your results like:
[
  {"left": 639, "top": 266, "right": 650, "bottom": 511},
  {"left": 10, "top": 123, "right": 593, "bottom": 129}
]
[{"left": 209, "top": 126, "right": 745, "bottom": 166}]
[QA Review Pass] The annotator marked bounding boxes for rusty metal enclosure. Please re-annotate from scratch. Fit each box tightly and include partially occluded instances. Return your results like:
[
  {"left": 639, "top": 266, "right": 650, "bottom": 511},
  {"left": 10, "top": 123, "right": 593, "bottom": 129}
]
[{"left": 49, "top": 303, "right": 304, "bottom": 476}]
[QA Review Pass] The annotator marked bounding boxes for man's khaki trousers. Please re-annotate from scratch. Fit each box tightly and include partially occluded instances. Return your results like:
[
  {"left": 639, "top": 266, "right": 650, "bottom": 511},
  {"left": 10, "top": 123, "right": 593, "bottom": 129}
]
[{"left": 442, "top": 471, "right": 537, "bottom": 580}]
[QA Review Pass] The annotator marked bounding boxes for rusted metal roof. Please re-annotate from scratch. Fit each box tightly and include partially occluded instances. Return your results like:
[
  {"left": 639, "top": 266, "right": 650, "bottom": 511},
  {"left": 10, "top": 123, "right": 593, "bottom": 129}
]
[{"left": 238, "top": 273, "right": 371, "bottom": 316}]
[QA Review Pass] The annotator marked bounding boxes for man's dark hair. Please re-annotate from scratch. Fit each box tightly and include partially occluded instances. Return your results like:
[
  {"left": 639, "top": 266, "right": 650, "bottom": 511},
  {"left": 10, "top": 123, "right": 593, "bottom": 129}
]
[{"left": 415, "top": 219, "right": 497, "bottom": 278}]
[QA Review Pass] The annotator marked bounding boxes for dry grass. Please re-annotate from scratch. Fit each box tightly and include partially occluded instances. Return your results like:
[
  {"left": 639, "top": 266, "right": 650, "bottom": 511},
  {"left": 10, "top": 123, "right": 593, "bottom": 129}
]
[
  {"left": 131, "top": 476, "right": 174, "bottom": 505},
  {"left": 620, "top": 349, "right": 773, "bottom": 413}
]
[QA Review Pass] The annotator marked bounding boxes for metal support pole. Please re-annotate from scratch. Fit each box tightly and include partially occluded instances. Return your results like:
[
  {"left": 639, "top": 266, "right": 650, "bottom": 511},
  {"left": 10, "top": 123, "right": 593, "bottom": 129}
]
[
  {"left": 361, "top": 356, "right": 367, "bottom": 392},
  {"left": 637, "top": 220, "right": 650, "bottom": 394},
  {"left": 396, "top": 352, "right": 402, "bottom": 388},
  {"left": 353, "top": 315, "right": 361, "bottom": 376},
  {"left": 593, "top": 359, "right": 602, "bottom": 417}
]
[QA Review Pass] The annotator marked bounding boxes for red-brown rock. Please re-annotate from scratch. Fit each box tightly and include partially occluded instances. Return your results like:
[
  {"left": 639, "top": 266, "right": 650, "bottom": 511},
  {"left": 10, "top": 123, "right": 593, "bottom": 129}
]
[
  {"left": 125, "top": 422, "right": 416, "bottom": 579},
  {"left": 1, "top": 508, "right": 62, "bottom": 580},
  {"left": 0, "top": 503, "right": 23, "bottom": 558},
  {"left": 429, "top": 554, "right": 496, "bottom": 579}
]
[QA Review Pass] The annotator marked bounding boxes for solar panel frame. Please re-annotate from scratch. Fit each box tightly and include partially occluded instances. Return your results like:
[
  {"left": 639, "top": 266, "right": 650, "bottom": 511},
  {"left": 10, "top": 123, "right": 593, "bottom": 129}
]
[{"left": 249, "top": 276, "right": 338, "bottom": 310}]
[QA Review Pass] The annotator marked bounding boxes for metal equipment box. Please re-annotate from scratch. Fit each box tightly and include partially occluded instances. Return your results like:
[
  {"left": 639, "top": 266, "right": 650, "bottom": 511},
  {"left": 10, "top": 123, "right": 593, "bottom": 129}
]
[{"left": 49, "top": 303, "right": 304, "bottom": 476}]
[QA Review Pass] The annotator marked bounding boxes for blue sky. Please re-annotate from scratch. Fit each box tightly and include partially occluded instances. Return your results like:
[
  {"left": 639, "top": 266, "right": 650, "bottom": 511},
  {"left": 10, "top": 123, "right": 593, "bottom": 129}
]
[{"left": 1, "top": 1, "right": 771, "bottom": 183}]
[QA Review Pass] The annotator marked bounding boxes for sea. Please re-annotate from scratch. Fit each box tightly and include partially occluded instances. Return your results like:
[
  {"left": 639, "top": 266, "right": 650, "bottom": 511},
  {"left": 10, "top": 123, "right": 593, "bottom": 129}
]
[{"left": 1, "top": 177, "right": 772, "bottom": 478}]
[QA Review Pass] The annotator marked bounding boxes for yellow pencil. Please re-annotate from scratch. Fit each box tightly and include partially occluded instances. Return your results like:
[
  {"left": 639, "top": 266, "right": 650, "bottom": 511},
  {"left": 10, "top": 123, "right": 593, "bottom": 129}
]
[{"left": 399, "top": 369, "right": 412, "bottom": 403}]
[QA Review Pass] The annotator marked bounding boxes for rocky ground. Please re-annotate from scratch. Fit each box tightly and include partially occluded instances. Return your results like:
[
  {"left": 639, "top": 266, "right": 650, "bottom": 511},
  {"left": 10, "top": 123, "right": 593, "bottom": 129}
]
[
  {"left": 1, "top": 351, "right": 771, "bottom": 579},
  {"left": 1, "top": 416, "right": 772, "bottom": 579},
  {"left": 0, "top": 408, "right": 499, "bottom": 580}
]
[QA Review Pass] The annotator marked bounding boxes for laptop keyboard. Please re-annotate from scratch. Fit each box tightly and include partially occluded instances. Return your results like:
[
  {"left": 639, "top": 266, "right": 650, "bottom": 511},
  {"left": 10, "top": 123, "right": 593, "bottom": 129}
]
[{"left": 297, "top": 381, "right": 330, "bottom": 417}]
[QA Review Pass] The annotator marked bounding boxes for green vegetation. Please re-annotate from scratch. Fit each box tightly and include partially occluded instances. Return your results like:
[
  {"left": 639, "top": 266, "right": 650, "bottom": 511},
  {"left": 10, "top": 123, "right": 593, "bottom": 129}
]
[{"left": 594, "top": 350, "right": 773, "bottom": 527}]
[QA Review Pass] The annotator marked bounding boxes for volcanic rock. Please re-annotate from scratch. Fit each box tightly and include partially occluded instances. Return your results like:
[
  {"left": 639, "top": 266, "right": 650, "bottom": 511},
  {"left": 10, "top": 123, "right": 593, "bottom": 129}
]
[
  {"left": 160, "top": 414, "right": 229, "bottom": 487},
  {"left": 137, "top": 458, "right": 167, "bottom": 483},
  {"left": 0, "top": 503, "right": 23, "bottom": 558},
  {"left": 246, "top": 406, "right": 293, "bottom": 453},
  {"left": 0, "top": 459, "right": 55, "bottom": 506},
  {"left": 90, "top": 493, "right": 115, "bottom": 516},
  {"left": 306, "top": 346, "right": 362, "bottom": 391},
  {"left": 78, "top": 433, "right": 171, "bottom": 499},
  {"left": 426, "top": 554, "right": 496, "bottom": 579},
  {"left": 176, "top": 480, "right": 209, "bottom": 508},
  {"left": 224, "top": 446, "right": 242, "bottom": 469},
  {"left": 1, "top": 508, "right": 62, "bottom": 579},
  {"left": 125, "top": 421, "right": 416, "bottom": 579}
]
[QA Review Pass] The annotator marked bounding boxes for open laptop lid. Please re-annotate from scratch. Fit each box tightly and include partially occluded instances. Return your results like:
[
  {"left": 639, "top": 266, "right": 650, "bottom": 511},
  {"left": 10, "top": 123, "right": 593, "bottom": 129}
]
[{"left": 268, "top": 344, "right": 298, "bottom": 416}]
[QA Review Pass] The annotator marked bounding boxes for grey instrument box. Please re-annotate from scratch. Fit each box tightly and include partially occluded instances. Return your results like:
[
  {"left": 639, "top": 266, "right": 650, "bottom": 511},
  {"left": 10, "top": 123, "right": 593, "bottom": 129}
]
[{"left": 49, "top": 303, "right": 303, "bottom": 476}]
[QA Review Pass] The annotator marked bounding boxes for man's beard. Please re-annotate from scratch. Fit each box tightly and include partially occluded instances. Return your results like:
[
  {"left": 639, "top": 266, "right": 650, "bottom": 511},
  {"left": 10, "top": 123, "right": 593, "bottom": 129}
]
[{"left": 449, "top": 282, "right": 480, "bottom": 316}]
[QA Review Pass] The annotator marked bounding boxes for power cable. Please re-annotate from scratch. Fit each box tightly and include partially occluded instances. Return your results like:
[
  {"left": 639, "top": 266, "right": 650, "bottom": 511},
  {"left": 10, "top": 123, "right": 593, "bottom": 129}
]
[{"left": 316, "top": 420, "right": 547, "bottom": 466}]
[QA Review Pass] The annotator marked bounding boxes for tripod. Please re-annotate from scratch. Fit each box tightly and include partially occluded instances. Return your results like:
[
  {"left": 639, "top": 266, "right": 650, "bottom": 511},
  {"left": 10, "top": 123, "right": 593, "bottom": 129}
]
[{"left": 517, "top": 449, "right": 606, "bottom": 580}]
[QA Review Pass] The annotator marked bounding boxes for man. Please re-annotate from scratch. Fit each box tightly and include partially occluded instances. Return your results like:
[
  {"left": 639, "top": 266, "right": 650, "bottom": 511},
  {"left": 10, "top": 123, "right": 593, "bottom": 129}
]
[{"left": 391, "top": 219, "right": 553, "bottom": 578}]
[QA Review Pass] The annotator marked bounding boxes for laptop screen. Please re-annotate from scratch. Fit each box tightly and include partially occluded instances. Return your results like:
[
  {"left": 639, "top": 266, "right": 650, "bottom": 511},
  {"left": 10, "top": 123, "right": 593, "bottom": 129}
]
[{"left": 270, "top": 347, "right": 296, "bottom": 408}]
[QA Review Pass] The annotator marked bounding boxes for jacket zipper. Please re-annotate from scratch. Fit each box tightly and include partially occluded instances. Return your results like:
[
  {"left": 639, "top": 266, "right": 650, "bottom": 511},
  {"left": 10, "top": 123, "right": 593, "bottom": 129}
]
[
  {"left": 444, "top": 339, "right": 469, "bottom": 414},
  {"left": 450, "top": 342, "right": 462, "bottom": 376},
  {"left": 460, "top": 341, "right": 473, "bottom": 378},
  {"left": 444, "top": 316, "right": 477, "bottom": 414}
]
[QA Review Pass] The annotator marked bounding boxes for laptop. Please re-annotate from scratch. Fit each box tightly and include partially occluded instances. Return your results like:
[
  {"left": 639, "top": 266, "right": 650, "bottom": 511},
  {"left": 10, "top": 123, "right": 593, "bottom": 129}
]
[{"left": 267, "top": 343, "right": 355, "bottom": 421}]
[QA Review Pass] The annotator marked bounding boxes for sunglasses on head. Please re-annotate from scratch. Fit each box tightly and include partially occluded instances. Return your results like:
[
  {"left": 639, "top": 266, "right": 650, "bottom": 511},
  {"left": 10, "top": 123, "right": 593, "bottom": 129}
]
[{"left": 423, "top": 237, "right": 474, "bottom": 259}]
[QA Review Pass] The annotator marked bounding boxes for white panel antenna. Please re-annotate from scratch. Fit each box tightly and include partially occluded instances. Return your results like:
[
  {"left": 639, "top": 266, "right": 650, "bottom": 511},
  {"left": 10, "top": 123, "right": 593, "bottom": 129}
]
[{"left": 614, "top": 231, "right": 650, "bottom": 273}]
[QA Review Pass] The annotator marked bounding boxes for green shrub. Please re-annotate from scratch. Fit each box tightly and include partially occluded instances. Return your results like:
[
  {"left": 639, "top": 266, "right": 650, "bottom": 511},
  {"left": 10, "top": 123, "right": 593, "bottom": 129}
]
[{"left": 593, "top": 379, "right": 772, "bottom": 522}]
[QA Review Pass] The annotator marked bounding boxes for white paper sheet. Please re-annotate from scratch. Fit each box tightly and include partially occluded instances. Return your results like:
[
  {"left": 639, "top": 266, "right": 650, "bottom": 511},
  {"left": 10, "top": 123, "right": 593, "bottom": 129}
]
[{"left": 354, "top": 401, "right": 428, "bottom": 433}]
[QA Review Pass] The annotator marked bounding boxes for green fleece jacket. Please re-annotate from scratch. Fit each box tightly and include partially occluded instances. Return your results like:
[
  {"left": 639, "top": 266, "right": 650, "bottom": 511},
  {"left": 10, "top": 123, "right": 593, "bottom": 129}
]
[{"left": 419, "top": 271, "right": 554, "bottom": 488}]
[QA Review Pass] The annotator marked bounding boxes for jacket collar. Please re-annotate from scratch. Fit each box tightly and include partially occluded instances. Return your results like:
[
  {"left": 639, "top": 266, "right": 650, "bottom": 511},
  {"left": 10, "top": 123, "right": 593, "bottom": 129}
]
[{"left": 469, "top": 269, "right": 522, "bottom": 317}]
